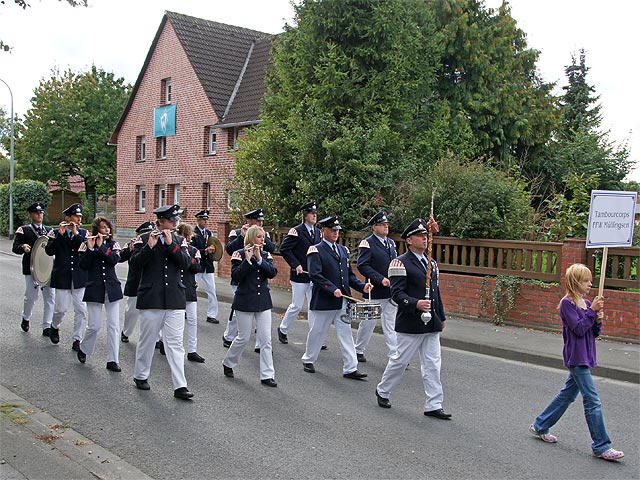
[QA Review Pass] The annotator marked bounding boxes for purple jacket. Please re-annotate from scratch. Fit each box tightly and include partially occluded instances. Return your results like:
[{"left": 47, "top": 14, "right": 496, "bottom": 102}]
[{"left": 560, "top": 297, "right": 602, "bottom": 368}]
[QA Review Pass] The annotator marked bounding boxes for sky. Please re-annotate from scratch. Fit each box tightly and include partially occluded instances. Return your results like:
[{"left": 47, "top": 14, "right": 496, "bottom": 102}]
[{"left": 0, "top": 0, "right": 638, "bottom": 181}]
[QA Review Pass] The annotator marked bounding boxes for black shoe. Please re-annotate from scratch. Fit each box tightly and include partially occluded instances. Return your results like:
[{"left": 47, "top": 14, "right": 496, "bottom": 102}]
[
  {"left": 187, "top": 352, "right": 205, "bottom": 363},
  {"left": 206, "top": 317, "right": 219, "bottom": 324},
  {"left": 20, "top": 319, "right": 30, "bottom": 332},
  {"left": 261, "top": 378, "right": 278, "bottom": 387},
  {"left": 121, "top": 331, "right": 129, "bottom": 343},
  {"left": 254, "top": 347, "right": 261, "bottom": 353},
  {"left": 424, "top": 408, "right": 452, "bottom": 420},
  {"left": 157, "top": 340, "right": 165, "bottom": 356},
  {"left": 343, "top": 370, "right": 368, "bottom": 380},
  {"left": 321, "top": 344, "right": 328, "bottom": 350},
  {"left": 42, "top": 327, "right": 51, "bottom": 337},
  {"left": 49, "top": 327, "right": 60, "bottom": 344},
  {"left": 106, "top": 361, "right": 121, "bottom": 372},
  {"left": 277, "top": 328, "right": 288, "bottom": 344},
  {"left": 155, "top": 341, "right": 162, "bottom": 349},
  {"left": 222, "top": 336, "right": 232, "bottom": 348},
  {"left": 376, "top": 389, "right": 391, "bottom": 408},
  {"left": 134, "top": 378, "right": 150, "bottom": 390},
  {"left": 357, "top": 353, "right": 367, "bottom": 363},
  {"left": 72, "top": 339, "right": 80, "bottom": 352},
  {"left": 223, "top": 364, "right": 234, "bottom": 378},
  {"left": 174, "top": 387, "right": 194, "bottom": 400},
  {"left": 303, "top": 362, "right": 315, "bottom": 373},
  {"left": 77, "top": 348, "right": 86, "bottom": 364}
]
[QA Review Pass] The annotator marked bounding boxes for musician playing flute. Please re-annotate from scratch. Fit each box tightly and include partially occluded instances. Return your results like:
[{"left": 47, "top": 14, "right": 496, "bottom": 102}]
[
  {"left": 301, "top": 216, "right": 372, "bottom": 379},
  {"left": 12, "top": 202, "right": 55, "bottom": 335},
  {"left": 191, "top": 208, "right": 219, "bottom": 324},
  {"left": 76, "top": 216, "right": 123, "bottom": 372},
  {"left": 375, "top": 218, "right": 452, "bottom": 420},
  {"left": 45, "top": 203, "right": 88, "bottom": 350}
]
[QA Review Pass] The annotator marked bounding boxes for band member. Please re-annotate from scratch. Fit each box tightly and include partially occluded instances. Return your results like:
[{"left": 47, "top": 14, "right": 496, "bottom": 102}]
[
  {"left": 177, "top": 224, "right": 206, "bottom": 363},
  {"left": 118, "top": 221, "right": 154, "bottom": 343},
  {"left": 45, "top": 203, "right": 88, "bottom": 350},
  {"left": 191, "top": 209, "right": 219, "bottom": 324},
  {"left": 12, "top": 202, "right": 55, "bottom": 335},
  {"left": 355, "top": 211, "right": 398, "bottom": 362},
  {"left": 76, "top": 217, "right": 123, "bottom": 372},
  {"left": 223, "top": 225, "right": 278, "bottom": 387},
  {"left": 130, "top": 204, "right": 194, "bottom": 400},
  {"left": 375, "top": 218, "right": 451, "bottom": 420},
  {"left": 301, "top": 216, "right": 372, "bottom": 379},
  {"left": 277, "top": 201, "right": 321, "bottom": 344},
  {"left": 223, "top": 208, "right": 276, "bottom": 349}
]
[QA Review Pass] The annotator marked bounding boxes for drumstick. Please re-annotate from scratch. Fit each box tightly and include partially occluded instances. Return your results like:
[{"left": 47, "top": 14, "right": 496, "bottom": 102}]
[
  {"left": 342, "top": 294, "right": 364, "bottom": 303},
  {"left": 367, "top": 278, "right": 371, "bottom": 302}
]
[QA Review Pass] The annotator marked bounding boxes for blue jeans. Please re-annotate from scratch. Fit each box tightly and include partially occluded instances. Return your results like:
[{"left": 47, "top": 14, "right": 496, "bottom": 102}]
[{"left": 533, "top": 366, "right": 611, "bottom": 454}]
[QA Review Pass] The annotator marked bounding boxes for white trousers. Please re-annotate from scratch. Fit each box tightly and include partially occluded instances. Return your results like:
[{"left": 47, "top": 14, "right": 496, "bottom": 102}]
[
  {"left": 186, "top": 301, "right": 198, "bottom": 353},
  {"left": 302, "top": 301, "right": 358, "bottom": 374},
  {"left": 134, "top": 309, "right": 187, "bottom": 390},
  {"left": 195, "top": 272, "right": 218, "bottom": 318},
  {"left": 355, "top": 298, "right": 398, "bottom": 357},
  {"left": 279, "top": 281, "right": 315, "bottom": 334},
  {"left": 80, "top": 296, "right": 120, "bottom": 363},
  {"left": 22, "top": 275, "right": 55, "bottom": 328},
  {"left": 223, "top": 285, "right": 238, "bottom": 342},
  {"left": 52, "top": 287, "right": 87, "bottom": 341},
  {"left": 122, "top": 296, "right": 139, "bottom": 337},
  {"left": 376, "top": 332, "right": 444, "bottom": 411},
  {"left": 223, "top": 310, "right": 275, "bottom": 380}
]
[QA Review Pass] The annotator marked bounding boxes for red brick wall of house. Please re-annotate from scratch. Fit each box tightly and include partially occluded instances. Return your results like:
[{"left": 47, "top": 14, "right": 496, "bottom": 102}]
[{"left": 115, "top": 21, "right": 243, "bottom": 237}]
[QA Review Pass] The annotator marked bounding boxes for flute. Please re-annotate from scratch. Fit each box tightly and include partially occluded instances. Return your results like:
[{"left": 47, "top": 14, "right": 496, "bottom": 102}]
[
  {"left": 150, "top": 228, "right": 177, "bottom": 236},
  {"left": 86, "top": 233, "right": 112, "bottom": 239},
  {"left": 60, "top": 222, "right": 76, "bottom": 227}
]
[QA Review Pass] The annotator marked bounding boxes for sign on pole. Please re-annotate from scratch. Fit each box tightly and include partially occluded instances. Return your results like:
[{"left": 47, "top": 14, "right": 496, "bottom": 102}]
[{"left": 586, "top": 190, "right": 637, "bottom": 249}]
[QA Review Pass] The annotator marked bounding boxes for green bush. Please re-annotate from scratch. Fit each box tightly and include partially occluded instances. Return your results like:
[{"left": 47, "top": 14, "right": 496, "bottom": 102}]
[
  {"left": 399, "top": 156, "right": 535, "bottom": 239},
  {"left": 0, "top": 179, "right": 51, "bottom": 235}
]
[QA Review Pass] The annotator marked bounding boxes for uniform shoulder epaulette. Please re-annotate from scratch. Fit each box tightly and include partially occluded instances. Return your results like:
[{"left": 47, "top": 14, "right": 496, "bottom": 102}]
[
  {"left": 345, "top": 246, "right": 350, "bottom": 255},
  {"left": 133, "top": 235, "right": 143, "bottom": 245},
  {"left": 266, "top": 232, "right": 271, "bottom": 238},
  {"left": 389, "top": 238, "right": 396, "bottom": 247},
  {"left": 194, "top": 250, "right": 201, "bottom": 259},
  {"left": 78, "top": 242, "right": 87, "bottom": 252},
  {"left": 180, "top": 238, "right": 188, "bottom": 248},
  {"left": 388, "top": 258, "right": 406, "bottom": 277},
  {"left": 15, "top": 226, "right": 24, "bottom": 235},
  {"left": 266, "top": 252, "right": 273, "bottom": 261},
  {"left": 231, "top": 250, "right": 242, "bottom": 261},
  {"left": 307, "top": 245, "right": 319, "bottom": 255},
  {"left": 229, "top": 230, "right": 238, "bottom": 238},
  {"left": 112, "top": 242, "right": 121, "bottom": 251},
  {"left": 358, "top": 239, "right": 370, "bottom": 249},
  {"left": 287, "top": 227, "right": 298, "bottom": 237},
  {"left": 47, "top": 229, "right": 56, "bottom": 238}
]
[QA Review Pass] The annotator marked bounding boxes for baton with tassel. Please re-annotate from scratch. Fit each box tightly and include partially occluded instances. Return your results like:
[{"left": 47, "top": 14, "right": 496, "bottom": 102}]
[{"left": 421, "top": 190, "right": 439, "bottom": 325}]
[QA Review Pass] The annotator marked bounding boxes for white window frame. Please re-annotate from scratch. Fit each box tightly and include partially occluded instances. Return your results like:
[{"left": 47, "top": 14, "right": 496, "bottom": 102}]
[
  {"left": 140, "top": 136, "right": 146, "bottom": 160},
  {"left": 209, "top": 128, "right": 217, "bottom": 155},
  {"left": 165, "top": 78, "right": 172, "bottom": 104},
  {"left": 159, "top": 186, "right": 166, "bottom": 207},
  {"left": 138, "top": 186, "right": 146, "bottom": 212},
  {"left": 173, "top": 184, "right": 180, "bottom": 205},
  {"left": 158, "top": 137, "right": 166, "bottom": 159}
]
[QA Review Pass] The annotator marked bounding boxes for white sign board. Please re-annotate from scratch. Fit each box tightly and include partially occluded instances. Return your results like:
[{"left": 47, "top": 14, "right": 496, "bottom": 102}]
[{"left": 586, "top": 190, "right": 637, "bottom": 248}]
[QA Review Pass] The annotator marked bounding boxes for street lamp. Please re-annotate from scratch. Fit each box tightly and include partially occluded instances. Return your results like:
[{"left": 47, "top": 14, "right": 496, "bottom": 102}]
[{"left": 0, "top": 77, "right": 14, "bottom": 240}]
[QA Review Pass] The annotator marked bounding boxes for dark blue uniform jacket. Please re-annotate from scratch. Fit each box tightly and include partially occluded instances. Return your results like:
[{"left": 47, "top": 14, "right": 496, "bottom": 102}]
[
  {"left": 356, "top": 234, "right": 397, "bottom": 300},
  {"left": 118, "top": 241, "right": 142, "bottom": 297},
  {"left": 79, "top": 238, "right": 124, "bottom": 303},
  {"left": 230, "top": 248, "right": 277, "bottom": 312},
  {"left": 191, "top": 227, "right": 215, "bottom": 274},
  {"left": 182, "top": 245, "right": 202, "bottom": 302},
  {"left": 279, "top": 223, "right": 321, "bottom": 283},
  {"left": 45, "top": 228, "right": 88, "bottom": 289},
  {"left": 12, "top": 223, "right": 53, "bottom": 275}
]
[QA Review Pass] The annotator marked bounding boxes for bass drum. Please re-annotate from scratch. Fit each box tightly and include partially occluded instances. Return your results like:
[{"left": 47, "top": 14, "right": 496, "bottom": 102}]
[{"left": 30, "top": 236, "right": 53, "bottom": 286}]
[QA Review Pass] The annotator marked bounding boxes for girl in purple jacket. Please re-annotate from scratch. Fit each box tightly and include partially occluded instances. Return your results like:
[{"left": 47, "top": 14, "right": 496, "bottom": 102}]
[{"left": 529, "top": 263, "right": 624, "bottom": 461}]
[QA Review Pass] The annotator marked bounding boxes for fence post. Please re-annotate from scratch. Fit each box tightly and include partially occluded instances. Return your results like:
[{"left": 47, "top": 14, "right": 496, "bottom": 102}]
[{"left": 561, "top": 238, "right": 588, "bottom": 285}]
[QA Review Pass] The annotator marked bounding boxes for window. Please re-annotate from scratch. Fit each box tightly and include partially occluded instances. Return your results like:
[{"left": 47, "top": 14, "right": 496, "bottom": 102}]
[
  {"left": 227, "top": 127, "right": 238, "bottom": 150},
  {"left": 137, "top": 186, "right": 146, "bottom": 212},
  {"left": 159, "top": 186, "right": 166, "bottom": 207},
  {"left": 205, "top": 126, "right": 217, "bottom": 155},
  {"left": 202, "top": 183, "right": 210, "bottom": 208},
  {"left": 170, "top": 184, "right": 180, "bottom": 205},
  {"left": 136, "top": 136, "right": 146, "bottom": 162},
  {"left": 162, "top": 78, "right": 172, "bottom": 104},
  {"left": 156, "top": 137, "right": 166, "bottom": 159}
]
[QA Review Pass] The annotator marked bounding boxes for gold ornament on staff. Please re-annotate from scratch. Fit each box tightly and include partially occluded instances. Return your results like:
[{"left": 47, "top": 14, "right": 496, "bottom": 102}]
[{"left": 422, "top": 191, "right": 439, "bottom": 325}]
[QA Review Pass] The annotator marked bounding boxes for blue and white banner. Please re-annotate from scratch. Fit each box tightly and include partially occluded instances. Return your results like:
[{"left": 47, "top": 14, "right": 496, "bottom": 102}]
[{"left": 154, "top": 104, "right": 176, "bottom": 137}]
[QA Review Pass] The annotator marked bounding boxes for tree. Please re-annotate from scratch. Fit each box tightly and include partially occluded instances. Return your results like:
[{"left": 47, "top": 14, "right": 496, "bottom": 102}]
[
  {"left": 16, "top": 66, "right": 130, "bottom": 209},
  {"left": 1, "top": 0, "right": 88, "bottom": 52},
  {"left": 0, "top": 178, "right": 50, "bottom": 235}
]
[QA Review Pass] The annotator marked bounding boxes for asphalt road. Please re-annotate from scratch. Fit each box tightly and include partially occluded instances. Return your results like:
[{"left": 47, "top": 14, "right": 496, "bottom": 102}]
[{"left": 1, "top": 251, "right": 639, "bottom": 479}]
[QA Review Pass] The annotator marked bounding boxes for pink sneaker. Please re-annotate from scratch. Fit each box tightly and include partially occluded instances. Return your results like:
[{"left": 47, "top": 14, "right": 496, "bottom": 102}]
[
  {"left": 593, "top": 448, "right": 624, "bottom": 461},
  {"left": 529, "top": 424, "right": 557, "bottom": 443}
]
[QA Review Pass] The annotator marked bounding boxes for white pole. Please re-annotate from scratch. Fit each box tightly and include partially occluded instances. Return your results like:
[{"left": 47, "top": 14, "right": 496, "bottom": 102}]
[{"left": 0, "top": 78, "right": 14, "bottom": 240}]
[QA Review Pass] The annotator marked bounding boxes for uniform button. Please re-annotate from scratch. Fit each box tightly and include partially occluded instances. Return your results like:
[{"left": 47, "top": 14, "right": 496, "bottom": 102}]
[
  {"left": 257, "top": 292, "right": 261, "bottom": 295},
  {"left": 257, "top": 284, "right": 261, "bottom": 288},
  {"left": 165, "top": 283, "right": 169, "bottom": 286}
]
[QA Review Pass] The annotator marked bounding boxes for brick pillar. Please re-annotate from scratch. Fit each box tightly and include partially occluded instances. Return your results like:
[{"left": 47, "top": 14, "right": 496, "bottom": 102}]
[{"left": 560, "top": 238, "right": 588, "bottom": 285}]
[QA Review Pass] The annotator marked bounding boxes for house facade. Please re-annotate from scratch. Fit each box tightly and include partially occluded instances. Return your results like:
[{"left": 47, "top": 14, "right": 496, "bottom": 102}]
[{"left": 110, "top": 11, "right": 273, "bottom": 237}]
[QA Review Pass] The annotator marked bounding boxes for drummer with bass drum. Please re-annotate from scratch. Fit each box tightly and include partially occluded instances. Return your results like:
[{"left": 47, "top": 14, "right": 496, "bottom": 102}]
[{"left": 12, "top": 202, "right": 55, "bottom": 335}]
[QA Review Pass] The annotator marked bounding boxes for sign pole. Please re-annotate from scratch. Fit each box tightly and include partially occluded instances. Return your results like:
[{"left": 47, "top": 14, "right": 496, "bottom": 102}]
[{"left": 598, "top": 247, "right": 608, "bottom": 297}]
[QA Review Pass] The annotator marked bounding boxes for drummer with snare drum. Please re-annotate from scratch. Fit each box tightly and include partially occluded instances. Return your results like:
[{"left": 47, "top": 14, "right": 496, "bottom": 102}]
[
  {"left": 12, "top": 202, "right": 55, "bottom": 335},
  {"left": 191, "top": 208, "right": 220, "bottom": 324},
  {"left": 301, "top": 216, "right": 372, "bottom": 379},
  {"left": 355, "top": 211, "right": 399, "bottom": 363}
]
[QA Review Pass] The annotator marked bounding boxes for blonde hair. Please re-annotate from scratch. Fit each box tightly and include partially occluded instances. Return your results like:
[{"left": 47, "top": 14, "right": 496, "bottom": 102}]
[
  {"left": 244, "top": 225, "right": 265, "bottom": 246},
  {"left": 560, "top": 263, "right": 592, "bottom": 308},
  {"left": 177, "top": 224, "right": 193, "bottom": 239}
]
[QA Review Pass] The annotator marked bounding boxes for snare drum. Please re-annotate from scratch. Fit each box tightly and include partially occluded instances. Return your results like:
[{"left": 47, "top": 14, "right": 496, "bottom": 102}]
[{"left": 340, "top": 301, "right": 382, "bottom": 324}]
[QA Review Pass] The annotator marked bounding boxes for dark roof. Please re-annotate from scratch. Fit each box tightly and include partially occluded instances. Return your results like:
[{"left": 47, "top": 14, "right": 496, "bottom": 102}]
[{"left": 110, "top": 11, "right": 274, "bottom": 144}]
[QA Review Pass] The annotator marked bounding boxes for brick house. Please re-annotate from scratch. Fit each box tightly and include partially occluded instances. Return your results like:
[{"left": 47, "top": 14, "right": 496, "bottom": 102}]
[{"left": 109, "top": 11, "right": 273, "bottom": 237}]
